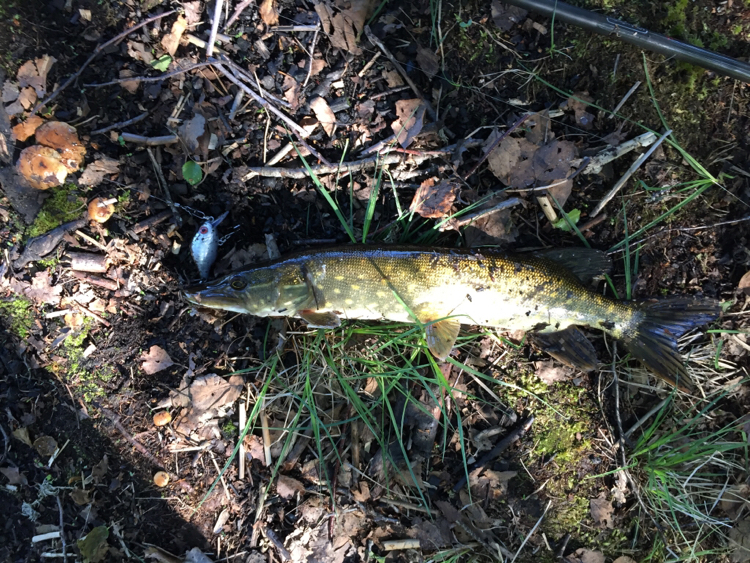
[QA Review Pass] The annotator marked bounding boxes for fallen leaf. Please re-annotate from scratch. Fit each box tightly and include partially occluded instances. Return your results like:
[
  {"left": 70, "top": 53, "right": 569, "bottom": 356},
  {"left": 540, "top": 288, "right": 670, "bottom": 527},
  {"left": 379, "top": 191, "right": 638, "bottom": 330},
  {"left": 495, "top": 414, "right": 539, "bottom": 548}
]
[
  {"left": 118, "top": 69, "right": 139, "bottom": 94},
  {"left": 277, "top": 475, "right": 306, "bottom": 499},
  {"left": 259, "top": 0, "right": 279, "bottom": 26},
  {"left": 4, "top": 100, "right": 24, "bottom": 117},
  {"left": 70, "top": 487, "right": 92, "bottom": 505},
  {"left": 91, "top": 455, "right": 108, "bottom": 479},
  {"left": 534, "top": 360, "right": 573, "bottom": 384},
  {"left": 12, "top": 427, "right": 32, "bottom": 446},
  {"left": 33, "top": 435, "right": 58, "bottom": 458},
  {"left": 739, "top": 271, "right": 750, "bottom": 295},
  {"left": 566, "top": 92, "right": 595, "bottom": 130},
  {"left": 410, "top": 178, "right": 456, "bottom": 219},
  {"left": 140, "top": 345, "right": 174, "bottom": 374},
  {"left": 309, "top": 97, "right": 337, "bottom": 136},
  {"left": 16, "top": 145, "right": 69, "bottom": 190},
  {"left": 77, "top": 525, "right": 109, "bottom": 563},
  {"left": 613, "top": 558, "right": 637, "bottom": 563},
  {"left": 0, "top": 466, "right": 28, "bottom": 485},
  {"left": 183, "top": 1, "right": 203, "bottom": 25},
  {"left": 611, "top": 470, "right": 628, "bottom": 505},
  {"left": 17, "top": 60, "right": 44, "bottom": 98},
  {"left": 79, "top": 155, "right": 120, "bottom": 187},
  {"left": 12, "top": 115, "right": 44, "bottom": 142},
  {"left": 416, "top": 46, "right": 439, "bottom": 78},
  {"left": 2, "top": 82, "right": 19, "bottom": 103},
  {"left": 18, "top": 87, "right": 37, "bottom": 110},
  {"left": 184, "top": 548, "right": 213, "bottom": 563},
  {"left": 24, "top": 270, "right": 62, "bottom": 305},
  {"left": 35, "top": 55, "right": 56, "bottom": 93},
  {"left": 178, "top": 114, "right": 207, "bottom": 154},
  {"left": 352, "top": 481, "right": 370, "bottom": 502},
  {"left": 383, "top": 69, "right": 403, "bottom": 87},
  {"left": 243, "top": 434, "right": 266, "bottom": 464},
  {"left": 315, "top": 0, "right": 377, "bottom": 55},
  {"left": 391, "top": 99, "right": 426, "bottom": 148},
  {"left": 491, "top": 0, "right": 527, "bottom": 31},
  {"left": 126, "top": 41, "right": 154, "bottom": 64},
  {"left": 161, "top": 15, "right": 188, "bottom": 56},
  {"left": 590, "top": 493, "right": 614, "bottom": 528}
]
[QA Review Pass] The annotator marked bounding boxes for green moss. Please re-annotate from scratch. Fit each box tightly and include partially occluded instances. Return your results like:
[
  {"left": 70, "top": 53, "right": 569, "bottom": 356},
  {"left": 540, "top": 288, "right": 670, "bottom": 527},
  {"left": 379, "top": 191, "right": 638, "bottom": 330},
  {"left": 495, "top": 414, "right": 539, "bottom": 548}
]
[
  {"left": 26, "top": 185, "right": 85, "bottom": 240},
  {"left": 0, "top": 297, "right": 33, "bottom": 338}
]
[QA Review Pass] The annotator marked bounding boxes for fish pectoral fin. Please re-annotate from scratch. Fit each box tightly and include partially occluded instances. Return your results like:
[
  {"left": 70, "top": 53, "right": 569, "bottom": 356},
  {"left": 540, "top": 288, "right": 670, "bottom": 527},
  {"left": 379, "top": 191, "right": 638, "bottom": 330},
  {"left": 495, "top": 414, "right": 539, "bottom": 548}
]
[
  {"left": 424, "top": 318, "right": 462, "bottom": 360},
  {"left": 532, "top": 326, "right": 598, "bottom": 371},
  {"left": 531, "top": 248, "right": 612, "bottom": 285},
  {"left": 298, "top": 309, "right": 341, "bottom": 329}
]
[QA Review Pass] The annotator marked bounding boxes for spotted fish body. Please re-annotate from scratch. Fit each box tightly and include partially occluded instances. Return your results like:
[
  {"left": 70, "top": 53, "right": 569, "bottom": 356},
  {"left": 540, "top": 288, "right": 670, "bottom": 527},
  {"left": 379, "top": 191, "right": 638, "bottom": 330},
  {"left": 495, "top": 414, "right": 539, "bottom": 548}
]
[
  {"left": 184, "top": 246, "right": 720, "bottom": 390},
  {"left": 190, "top": 211, "right": 229, "bottom": 279}
]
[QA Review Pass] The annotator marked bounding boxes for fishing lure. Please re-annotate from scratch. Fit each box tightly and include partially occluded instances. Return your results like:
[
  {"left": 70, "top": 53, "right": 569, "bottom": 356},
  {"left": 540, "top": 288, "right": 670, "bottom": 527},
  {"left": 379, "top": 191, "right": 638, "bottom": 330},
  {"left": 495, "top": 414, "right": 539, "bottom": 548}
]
[{"left": 190, "top": 211, "right": 229, "bottom": 279}]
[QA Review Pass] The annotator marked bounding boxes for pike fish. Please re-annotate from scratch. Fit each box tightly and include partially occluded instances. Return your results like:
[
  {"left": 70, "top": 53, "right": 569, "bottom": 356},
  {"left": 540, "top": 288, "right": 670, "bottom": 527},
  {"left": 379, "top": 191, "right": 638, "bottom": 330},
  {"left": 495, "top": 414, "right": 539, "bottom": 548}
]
[{"left": 183, "top": 246, "right": 720, "bottom": 390}]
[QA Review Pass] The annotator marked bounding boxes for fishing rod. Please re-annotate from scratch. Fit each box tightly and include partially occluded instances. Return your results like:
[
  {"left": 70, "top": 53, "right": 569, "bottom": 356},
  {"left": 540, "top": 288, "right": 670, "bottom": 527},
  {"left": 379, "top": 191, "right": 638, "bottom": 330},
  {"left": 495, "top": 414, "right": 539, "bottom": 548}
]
[{"left": 503, "top": 0, "right": 750, "bottom": 83}]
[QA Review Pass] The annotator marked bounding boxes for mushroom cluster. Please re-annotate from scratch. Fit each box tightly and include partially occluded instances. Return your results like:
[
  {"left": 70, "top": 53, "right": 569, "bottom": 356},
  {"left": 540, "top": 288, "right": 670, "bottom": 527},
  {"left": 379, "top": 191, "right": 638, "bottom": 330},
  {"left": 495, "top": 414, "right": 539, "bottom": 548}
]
[{"left": 15, "top": 121, "right": 86, "bottom": 190}]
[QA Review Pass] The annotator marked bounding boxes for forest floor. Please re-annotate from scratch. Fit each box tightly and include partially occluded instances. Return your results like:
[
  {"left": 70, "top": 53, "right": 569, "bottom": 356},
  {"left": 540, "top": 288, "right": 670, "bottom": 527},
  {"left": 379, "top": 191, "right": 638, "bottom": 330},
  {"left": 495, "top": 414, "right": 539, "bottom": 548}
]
[{"left": 1, "top": 0, "right": 750, "bottom": 562}]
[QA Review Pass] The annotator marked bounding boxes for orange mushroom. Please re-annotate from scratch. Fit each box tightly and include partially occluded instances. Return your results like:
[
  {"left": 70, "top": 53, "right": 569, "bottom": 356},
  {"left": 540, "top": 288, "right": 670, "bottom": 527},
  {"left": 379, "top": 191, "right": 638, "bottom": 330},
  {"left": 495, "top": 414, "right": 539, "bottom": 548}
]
[
  {"left": 87, "top": 197, "right": 115, "bottom": 223},
  {"left": 35, "top": 121, "right": 86, "bottom": 172},
  {"left": 16, "top": 145, "right": 69, "bottom": 190}
]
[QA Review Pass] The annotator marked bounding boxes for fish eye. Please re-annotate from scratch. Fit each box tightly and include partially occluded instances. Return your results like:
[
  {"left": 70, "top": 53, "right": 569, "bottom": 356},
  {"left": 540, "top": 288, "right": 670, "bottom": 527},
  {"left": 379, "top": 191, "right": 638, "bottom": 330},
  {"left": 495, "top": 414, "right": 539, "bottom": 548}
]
[
  {"left": 199, "top": 226, "right": 209, "bottom": 234},
  {"left": 230, "top": 279, "right": 247, "bottom": 290}
]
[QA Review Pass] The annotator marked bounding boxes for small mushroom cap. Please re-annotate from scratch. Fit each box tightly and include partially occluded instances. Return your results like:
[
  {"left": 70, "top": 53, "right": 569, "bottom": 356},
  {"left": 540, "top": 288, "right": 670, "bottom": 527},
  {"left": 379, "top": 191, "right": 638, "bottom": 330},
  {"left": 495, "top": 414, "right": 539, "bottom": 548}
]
[
  {"left": 153, "top": 411, "right": 172, "bottom": 427},
  {"left": 35, "top": 121, "right": 86, "bottom": 172},
  {"left": 87, "top": 197, "right": 115, "bottom": 223},
  {"left": 16, "top": 145, "right": 68, "bottom": 190},
  {"left": 153, "top": 471, "right": 170, "bottom": 487}
]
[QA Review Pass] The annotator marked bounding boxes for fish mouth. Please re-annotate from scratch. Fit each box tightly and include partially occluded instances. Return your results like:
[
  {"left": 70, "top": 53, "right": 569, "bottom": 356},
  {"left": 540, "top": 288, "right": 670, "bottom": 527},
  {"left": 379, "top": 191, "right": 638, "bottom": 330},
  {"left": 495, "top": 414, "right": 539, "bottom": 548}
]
[{"left": 183, "top": 280, "right": 237, "bottom": 310}]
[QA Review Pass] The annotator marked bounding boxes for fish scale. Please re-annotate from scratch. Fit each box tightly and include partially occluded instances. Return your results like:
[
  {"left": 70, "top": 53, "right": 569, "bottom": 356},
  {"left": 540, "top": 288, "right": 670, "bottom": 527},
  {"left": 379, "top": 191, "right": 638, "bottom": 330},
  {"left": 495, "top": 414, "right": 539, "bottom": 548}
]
[{"left": 184, "top": 245, "right": 720, "bottom": 392}]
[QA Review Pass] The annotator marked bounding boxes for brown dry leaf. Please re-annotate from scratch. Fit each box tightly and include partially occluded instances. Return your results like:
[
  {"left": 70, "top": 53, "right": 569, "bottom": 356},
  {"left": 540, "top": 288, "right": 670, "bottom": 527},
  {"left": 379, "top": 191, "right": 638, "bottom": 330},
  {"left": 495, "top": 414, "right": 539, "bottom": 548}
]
[
  {"left": 16, "top": 145, "right": 69, "bottom": 190},
  {"left": 383, "top": 69, "right": 403, "bottom": 87},
  {"left": 416, "top": 46, "right": 439, "bottom": 78},
  {"left": 18, "top": 87, "right": 37, "bottom": 110},
  {"left": 161, "top": 15, "right": 188, "bottom": 56},
  {"left": 739, "top": 271, "right": 750, "bottom": 295},
  {"left": 534, "top": 360, "right": 573, "bottom": 384},
  {"left": 410, "top": 178, "right": 456, "bottom": 219},
  {"left": 183, "top": 1, "right": 203, "bottom": 24},
  {"left": 35, "top": 121, "right": 86, "bottom": 172},
  {"left": 259, "top": 0, "right": 279, "bottom": 26},
  {"left": 243, "top": 434, "right": 266, "bottom": 464},
  {"left": 24, "top": 270, "right": 62, "bottom": 305},
  {"left": 118, "top": 69, "right": 139, "bottom": 94},
  {"left": 309, "top": 97, "right": 337, "bottom": 136},
  {"left": 567, "top": 92, "right": 595, "bottom": 130},
  {"left": 91, "top": 455, "right": 108, "bottom": 479},
  {"left": 391, "top": 99, "right": 425, "bottom": 148},
  {"left": 71, "top": 488, "right": 92, "bottom": 505},
  {"left": 314, "top": 0, "right": 377, "bottom": 55},
  {"left": 140, "top": 345, "right": 174, "bottom": 374},
  {"left": 310, "top": 58, "right": 327, "bottom": 77},
  {"left": 33, "top": 435, "right": 58, "bottom": 457},
  {"left": 2, "top": 82, "right": 19, "bottom": 103},
  {"left": 127, "top": 41, "right": 154, "bottom": 64},
  {"left": 731, "top": 517, "right": 750, "bottom": 563},
  {"left": 0, "top": 466, "right": 28, "bottom": 485},
  {"left": 277, "top": 475, "right": 306, "bottom": 499},
  {"left": 564, "top": 549, "right": 605, "bottom": 563},
  {"left": 352, "top": 481, "right": 370, "bottom": 502},
  {"left": 17, "top": 61, "right": 44, "bottom": 98},
  {"left": 65, "top": 312, "right": 85, "bottom": 328},
  {"left": 79, "top": 155, "right": 120, "bottom": 187},
  {"left": 178, "top": 114, "right": 207, "bottom": 154},
  {"left": 589, "top": 493, "right": 614, "bottom": 528},
  {"left": 613, "top": 558, "right": 637, "bottom": 563},
  {"left": 12, "top": 427, "right": 33, "bottom": 446},
  {"left": 12, "top": 115, "right": 44, "bottom": 142},
  {"left": 469, "top": 469, "right": 516, "bottom": 501}
]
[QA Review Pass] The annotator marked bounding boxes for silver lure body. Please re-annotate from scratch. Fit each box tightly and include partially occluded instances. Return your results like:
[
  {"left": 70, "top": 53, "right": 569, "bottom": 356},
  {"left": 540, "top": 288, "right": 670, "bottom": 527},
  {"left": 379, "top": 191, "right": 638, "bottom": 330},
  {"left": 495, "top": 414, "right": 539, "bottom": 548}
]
[{"left": 190, "top": 211, "right": 229, "bottom": 279}]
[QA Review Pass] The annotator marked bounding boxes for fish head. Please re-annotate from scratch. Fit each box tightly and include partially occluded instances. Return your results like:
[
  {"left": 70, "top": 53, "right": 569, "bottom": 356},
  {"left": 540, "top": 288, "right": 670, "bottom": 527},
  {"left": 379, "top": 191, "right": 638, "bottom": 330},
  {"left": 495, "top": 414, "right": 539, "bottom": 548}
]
[{"left": 183, "top": 263, "right": 312, "bottom": 317}]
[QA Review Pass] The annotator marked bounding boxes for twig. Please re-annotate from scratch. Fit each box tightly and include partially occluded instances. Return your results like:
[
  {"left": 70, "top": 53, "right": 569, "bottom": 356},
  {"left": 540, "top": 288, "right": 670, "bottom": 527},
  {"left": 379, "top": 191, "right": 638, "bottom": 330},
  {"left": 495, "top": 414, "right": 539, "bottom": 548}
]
[
  {"left": 453, "top": 416, "right": 534, "bottom": 491},
  {"left": 33, "top": 10, "right": 176, "bottom": 113},
  {"left": 74, "top": 230, "right": 108, "bottom": 251},
  {"left": 121, "top": 133, "right": 178, "bottom": 146},
  {"left": 624, "top": 396, "right": 670, "bottom": 439},
  {"left": 358, "top": 51, "right": 381, "bottom": 77},
  {"left": 56, "top": 496, "right": 67, "bottom": 563},
  {"left": 97, "top": 406, "right": 165, "bottom": 469},
  {"left": 239, "top": 402, "right": 246, "bottom": 481},
  {"left": 75, "top": 304, "right": 111, "bottom": 327},
  {"left": 71, "top": 271, "right": 119, "bottom": 291},
  {"left": 510, "top": 499, "right": 552, "bottom": 563},
  {"left": 260, "top": 399, "right": 272, "bottom": 467},
  {"left": 439, "top": 197, "right": 522, "bottom": 231},
  {"left": 209, "top": 451, "right": 232, "bottom": 502},
  {"left": 590, "top": 129, "right": 672, "bottom": 217},
  {"left": 302, "top": 22, "right": 320, "bottom": 88},
  {"left": 364, "top": 25, "right": 436, "bottom": 120},
  {"left": 84, "top": 61, "right": 215, "bottom": 87},
  {"left": 0, "top": 423, "right": 8, "bottom": 465},
  {"left": 132, "top": 210, "right": 174, "bottom": 234},
  {"left": 578, "top": 213, "right": 607, "bottom": 232},
  {"left": 91, "top": 112, "right": 149, "bottom": 135},
  {"left": 608, "top": 81, "right": 641, "bottom": 119},
  {"left": 214, "top": 59, "right": 332, "bottom": 166},
  {"left": 146, "top": 148, "right": 182, "bottom": 227},
  {"left": 263, "top": 527, "right": 291, "bottom": 561},
  {"left": 462, "top": 114, "right": 529, "bottom": 181},
  {"left": 224, "top": 0, "right": 255, "bottom": 31},
  {"left": 206, "top": 0, "right": 224, "bottom": 57}
]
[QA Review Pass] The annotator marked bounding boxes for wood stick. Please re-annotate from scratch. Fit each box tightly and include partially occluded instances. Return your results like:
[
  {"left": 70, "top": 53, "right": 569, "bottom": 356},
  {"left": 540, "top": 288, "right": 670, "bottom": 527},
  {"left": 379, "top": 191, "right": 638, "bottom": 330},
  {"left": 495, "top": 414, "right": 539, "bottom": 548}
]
[
  {"left": 68, "top": 251, "right": 108, "bottom": 273},
  {"left": 90, "top": 112, "right": 149, "bottom": 135},
  {"left": 132, "top": 210, "right": 173, "bottom": 234},
  {"left": 71, "top": 271, "right": 119, "bottom": 291},
  {"left": 84, "top": 61, "right": 215, "bottom": 87},
  {"left": 120, "top": 133, "right": 178, "bottom": 146},
  {"left": 206, "top": 0, "right": 224, "bottom": 57}
]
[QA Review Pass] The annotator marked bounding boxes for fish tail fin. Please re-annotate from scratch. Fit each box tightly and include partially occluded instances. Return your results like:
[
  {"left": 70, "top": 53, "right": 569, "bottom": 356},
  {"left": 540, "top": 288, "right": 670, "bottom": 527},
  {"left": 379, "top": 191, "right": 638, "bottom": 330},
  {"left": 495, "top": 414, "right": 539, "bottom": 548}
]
[{"left": 623, "top": 298, "right": 721, "bottom": 392}]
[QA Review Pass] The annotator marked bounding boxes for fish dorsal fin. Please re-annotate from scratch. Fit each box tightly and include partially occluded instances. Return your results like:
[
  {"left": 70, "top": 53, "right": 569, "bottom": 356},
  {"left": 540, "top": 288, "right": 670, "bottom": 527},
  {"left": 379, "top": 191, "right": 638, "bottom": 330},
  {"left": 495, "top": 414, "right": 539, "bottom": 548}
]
[
  {"left": 298, "top": 310, "right": 341, "bottom": 329},
  {"left": 425, "top": 318, "right": 462, "bottom": 360},
  {"left": 531, "top": 248, "right": 612, "bottom": 285},
  {"left": 532, "top": 326, "right": 598, "bottom": 371}
]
